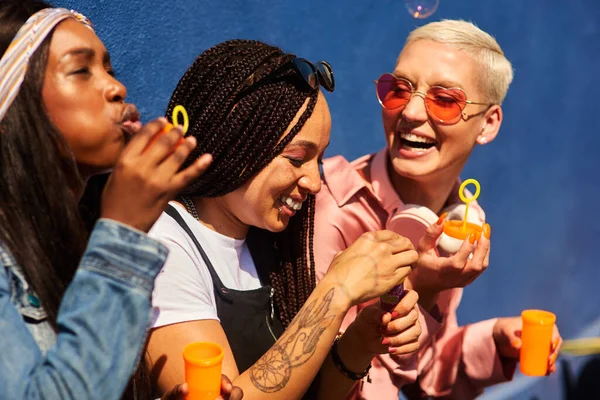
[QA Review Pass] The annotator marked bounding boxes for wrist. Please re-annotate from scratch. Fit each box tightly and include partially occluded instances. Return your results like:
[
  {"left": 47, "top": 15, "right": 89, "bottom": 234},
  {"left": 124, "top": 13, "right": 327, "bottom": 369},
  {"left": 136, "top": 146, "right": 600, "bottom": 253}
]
[
  {"left": 319, "top": 274, "right": 354, "bottom": 312},
  {"left": 333, "top": 330, "right": 373, "bottom": 378},
  {"left": 405, "top": 276, "right": 440, "bottom": 312},
  {"left": 492, "top": 320, "right": 502, "bottom": 350},
  {"left": 418, "top": 291, "right": 440, "bottom": 312},
  {"left": 99, "top": 213, "right": 151, "bottom": 233}
]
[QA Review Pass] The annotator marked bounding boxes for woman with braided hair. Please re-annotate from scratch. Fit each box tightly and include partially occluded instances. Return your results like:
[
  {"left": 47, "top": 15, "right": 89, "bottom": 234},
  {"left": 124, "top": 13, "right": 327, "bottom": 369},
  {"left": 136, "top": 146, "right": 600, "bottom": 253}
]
[{"left": 146, "top": 40, "right": 423, "bottom": 399}]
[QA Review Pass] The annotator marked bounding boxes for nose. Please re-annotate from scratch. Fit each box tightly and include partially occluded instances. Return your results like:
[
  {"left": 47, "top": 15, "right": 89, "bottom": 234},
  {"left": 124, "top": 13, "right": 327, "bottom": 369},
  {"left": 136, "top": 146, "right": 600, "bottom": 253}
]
[
  {"left": 401, "top": 91, "right": 428, "bottom": 123},
  {"left": 104, "top": 74, "right": 127, "bottom": 103},
  {"left": 299, "top": 161, "right": 322, "bottom": 195}
]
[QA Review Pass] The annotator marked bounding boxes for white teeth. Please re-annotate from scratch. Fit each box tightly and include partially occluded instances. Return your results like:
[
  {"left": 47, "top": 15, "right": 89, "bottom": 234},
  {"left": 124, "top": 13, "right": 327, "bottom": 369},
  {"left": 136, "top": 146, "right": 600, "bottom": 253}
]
[
  {"left": 400, "top": 132, "right": 435, "bottom": 143},
  {"left": 402, "top": 145, "right": 426, "bottom": 152},
  {"left": 280, "top": 196, "right": 303, "bottom": 211}
]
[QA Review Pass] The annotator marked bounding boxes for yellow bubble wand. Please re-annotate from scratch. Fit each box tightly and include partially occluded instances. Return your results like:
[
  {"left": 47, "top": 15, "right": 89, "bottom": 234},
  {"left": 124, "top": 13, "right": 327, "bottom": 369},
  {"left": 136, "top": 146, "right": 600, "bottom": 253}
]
[
  {"left": 459, "top": 178, "right": 481, "bottom": 231},
  {"left": 146, "top": 105, "right": 189, "bottom": 150},
  {"left": 171, "top": 105, "right": 189, "bottom": 134},
  {"left": 443, "top": 178, "right": 484, "bottom": 241}
]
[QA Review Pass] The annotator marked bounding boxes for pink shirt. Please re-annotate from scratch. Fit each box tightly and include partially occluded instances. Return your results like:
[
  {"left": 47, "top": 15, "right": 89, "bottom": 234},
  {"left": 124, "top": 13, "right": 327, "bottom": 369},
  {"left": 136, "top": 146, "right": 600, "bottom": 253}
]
[{"left": 314, "top": 148, "right": 515, "bottom": 399}]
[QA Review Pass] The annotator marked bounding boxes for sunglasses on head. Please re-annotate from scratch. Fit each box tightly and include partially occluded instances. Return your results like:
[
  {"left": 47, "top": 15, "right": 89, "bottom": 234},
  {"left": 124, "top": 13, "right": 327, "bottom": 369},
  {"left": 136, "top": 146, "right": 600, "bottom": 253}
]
[
  {"left": 278, "top": 57, "right": 335, "bottom": 92},
  {"left": 375, "top": 73, "right": 492, "bottom": 125}
]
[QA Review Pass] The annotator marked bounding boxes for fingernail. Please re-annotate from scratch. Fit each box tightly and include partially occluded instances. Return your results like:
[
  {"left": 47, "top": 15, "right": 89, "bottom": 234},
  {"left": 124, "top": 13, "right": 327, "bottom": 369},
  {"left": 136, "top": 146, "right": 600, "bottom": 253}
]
[
  {"left": 483, "top": 223, "right": 491, "bottom": 239},
  {"left": 552, "top": 338, "right": 559, "bottom": 350},
  {"left": 550, "top": 353, "right": 557, "bottom": 364},
  {"left": 550, "top": 364, "right": 556, "bottom": 373},
  {"left": 437, "top": 212, "right": 448, "bottom": 225},
  {"left": 381, "top": 338, "right": 390, "bottom": 345},
  {"left": 512, "top": 339, "right": 521, "bottom": 348},
  {"left": 468, "top": 232, "right": 476, "bottom": 244},
  {"left": 391, "top": 311, "right": 400, "bottom": 319},
  {"left": 388, "top": 346, "right": 397, "bottom": 353}
]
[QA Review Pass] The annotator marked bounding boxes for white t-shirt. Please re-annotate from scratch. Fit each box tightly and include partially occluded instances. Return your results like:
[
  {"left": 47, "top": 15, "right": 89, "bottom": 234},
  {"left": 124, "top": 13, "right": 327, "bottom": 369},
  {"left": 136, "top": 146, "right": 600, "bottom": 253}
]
[{"left": 148, "top": 202, "right": 262, "bottom": 328}]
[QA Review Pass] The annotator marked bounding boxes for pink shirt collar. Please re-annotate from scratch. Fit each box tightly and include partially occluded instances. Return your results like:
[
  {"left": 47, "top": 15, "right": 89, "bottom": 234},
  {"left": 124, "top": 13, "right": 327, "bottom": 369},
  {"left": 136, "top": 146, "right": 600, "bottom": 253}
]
[
  {"left": 322, "top": 148, "right": 403, "bottom": 214},
  {"left": 370, "top": 148, "right": 404, "bottom": 214}
]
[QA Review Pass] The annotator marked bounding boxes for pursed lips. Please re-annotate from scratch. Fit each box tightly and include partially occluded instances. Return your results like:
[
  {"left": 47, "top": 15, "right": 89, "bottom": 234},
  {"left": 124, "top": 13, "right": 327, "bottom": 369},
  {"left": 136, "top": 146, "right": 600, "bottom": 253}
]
[{"left": 119, "top": 104, "right": 142, "bottom": 137}]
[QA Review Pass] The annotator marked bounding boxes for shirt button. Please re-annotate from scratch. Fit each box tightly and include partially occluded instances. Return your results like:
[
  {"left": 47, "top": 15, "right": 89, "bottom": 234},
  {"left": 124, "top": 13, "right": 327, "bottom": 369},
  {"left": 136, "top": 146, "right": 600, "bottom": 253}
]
[{"left": 28, "top": 293, "right": 41, "bottom": 308}]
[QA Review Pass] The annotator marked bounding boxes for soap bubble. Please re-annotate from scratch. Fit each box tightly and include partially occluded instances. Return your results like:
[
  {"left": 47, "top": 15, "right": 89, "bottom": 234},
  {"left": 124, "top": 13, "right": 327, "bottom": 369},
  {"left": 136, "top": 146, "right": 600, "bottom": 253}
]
[{"left": 404, "top": 0, "right": 439, "bottom": 19}]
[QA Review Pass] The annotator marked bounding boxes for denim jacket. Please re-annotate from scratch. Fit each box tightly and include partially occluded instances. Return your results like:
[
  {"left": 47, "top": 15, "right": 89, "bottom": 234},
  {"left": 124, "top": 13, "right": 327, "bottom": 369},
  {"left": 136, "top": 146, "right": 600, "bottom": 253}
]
[{"left": 0, "top": 219, "right": 168, "bottom": 400}]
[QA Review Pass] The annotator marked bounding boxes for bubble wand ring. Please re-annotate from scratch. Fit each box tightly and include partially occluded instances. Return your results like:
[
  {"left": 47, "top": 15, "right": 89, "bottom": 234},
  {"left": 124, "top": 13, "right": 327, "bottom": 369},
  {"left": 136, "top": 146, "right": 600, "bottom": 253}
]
[
  {"left": 172, "top": 104, "right": 189, "bottom": 135},
  {"left": 144, "top": 104, "right": 189, "bottom": 151}
]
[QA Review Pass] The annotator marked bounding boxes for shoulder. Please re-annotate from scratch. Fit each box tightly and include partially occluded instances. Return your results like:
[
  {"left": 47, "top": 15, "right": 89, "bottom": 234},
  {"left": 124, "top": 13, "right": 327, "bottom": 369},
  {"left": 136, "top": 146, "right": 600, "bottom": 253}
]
[{"left": 149, "top": 204, "right": 193, "bottom": 243}]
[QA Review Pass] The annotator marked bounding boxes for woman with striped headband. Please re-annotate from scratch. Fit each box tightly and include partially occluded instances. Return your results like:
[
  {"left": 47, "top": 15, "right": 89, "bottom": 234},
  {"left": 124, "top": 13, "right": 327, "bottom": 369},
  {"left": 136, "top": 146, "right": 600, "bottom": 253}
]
[{"left": 0, "top": 1, "right": 219, "bottom": 399}]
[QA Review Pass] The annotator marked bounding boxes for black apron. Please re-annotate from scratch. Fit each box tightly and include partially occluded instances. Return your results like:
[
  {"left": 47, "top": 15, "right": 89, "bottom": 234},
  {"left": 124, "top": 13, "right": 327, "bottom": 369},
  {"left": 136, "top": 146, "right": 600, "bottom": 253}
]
[{"left": 165, "top": 205, "right": 284, "bottom": 372}]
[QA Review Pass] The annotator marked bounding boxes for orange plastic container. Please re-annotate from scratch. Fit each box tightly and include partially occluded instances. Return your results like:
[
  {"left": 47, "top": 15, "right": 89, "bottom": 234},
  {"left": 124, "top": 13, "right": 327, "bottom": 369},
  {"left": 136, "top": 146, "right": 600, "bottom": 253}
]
[
  {"left": 520, "top": 310, "right": 556, "bottom": 376},
  {"left": 160, "top": 122, "right": 175, "bottom": 135},
  {"left": 183, "top": 342, "right": 224, "bottom": 400},
  {"left": 144, "top": 122, "right": 185, "bottom": 152},
  {"left": 443, "top": 220, "right": 483, "bottom": 240}
]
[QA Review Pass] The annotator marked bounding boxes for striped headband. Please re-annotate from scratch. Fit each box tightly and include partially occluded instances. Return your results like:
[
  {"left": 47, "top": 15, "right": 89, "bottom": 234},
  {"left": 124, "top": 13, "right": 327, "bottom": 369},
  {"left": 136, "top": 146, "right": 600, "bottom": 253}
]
[{"left": 0, "top": 8, "right": 93, "bottom": 122}]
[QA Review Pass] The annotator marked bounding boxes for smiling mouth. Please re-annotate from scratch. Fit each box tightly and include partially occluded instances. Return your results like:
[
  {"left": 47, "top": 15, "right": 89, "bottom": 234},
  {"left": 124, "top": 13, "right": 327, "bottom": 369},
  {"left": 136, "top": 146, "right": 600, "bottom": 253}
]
[
  {"left": 279, "top": 195, "right": 303, "bottom": 211},
  {"left": 398, "top": 132, "right": 437, "bottom": 152}
]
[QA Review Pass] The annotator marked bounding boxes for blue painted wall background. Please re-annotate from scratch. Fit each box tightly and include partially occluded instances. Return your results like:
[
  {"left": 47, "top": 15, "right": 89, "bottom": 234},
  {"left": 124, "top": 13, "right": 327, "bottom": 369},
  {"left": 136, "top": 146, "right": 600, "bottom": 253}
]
[{"left": 53, "top": 0, "right": 600, "bottom": 398}]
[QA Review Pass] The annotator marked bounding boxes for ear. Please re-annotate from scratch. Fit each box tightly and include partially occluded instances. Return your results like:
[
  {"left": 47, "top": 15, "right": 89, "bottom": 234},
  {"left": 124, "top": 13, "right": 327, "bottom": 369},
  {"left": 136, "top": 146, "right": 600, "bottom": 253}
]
[{"left": 476, "top": 105, "right": 502, "bottom": 145}]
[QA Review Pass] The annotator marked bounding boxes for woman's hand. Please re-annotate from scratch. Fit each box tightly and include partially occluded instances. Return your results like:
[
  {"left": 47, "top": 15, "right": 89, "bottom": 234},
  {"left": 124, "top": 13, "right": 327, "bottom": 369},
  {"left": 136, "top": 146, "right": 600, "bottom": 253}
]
[
  {"left": 161, "top": 374, "right": 244, "bottom": 400},
  {"left": 348, "top": 290, "right": 421, "bottom": 356},
  {"left": 323, "top": 230, "right": 418, "bottom": 308},
  {"left": 493, "top": 316, "right": 562, "bottom": 375},
  {"left": 101, "top": 118, "right": 212, "bottom": 232},
  {"left": 406, "top": 215, "right": 491, "bottom": 310}
]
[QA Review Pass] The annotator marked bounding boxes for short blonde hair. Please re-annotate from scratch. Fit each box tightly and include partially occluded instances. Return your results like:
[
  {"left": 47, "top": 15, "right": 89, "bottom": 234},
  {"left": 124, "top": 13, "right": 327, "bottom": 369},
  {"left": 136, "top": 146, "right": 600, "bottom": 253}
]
[{"left": 403, "top": 19, "right": 514, "bottom": 104}]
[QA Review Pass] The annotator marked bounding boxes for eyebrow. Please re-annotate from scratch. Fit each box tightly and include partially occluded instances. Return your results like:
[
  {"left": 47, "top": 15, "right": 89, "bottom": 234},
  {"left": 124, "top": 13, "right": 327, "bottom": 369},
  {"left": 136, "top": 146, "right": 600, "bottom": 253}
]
[
  {"left": 287, "top": 139, "right": 320, "bottom": 150},
  {"left": 287, "top": 139, "right": 331, "bottom": 150},
  {"left": 394, "top": 72, "right": 464, "bottom": 90},
  {"left": 60, "top": 48, "right": 111, "bottom": 65},
  {"left": 432, "top": 79, "right": 464, "bottom": 89},
  {"left": 60, "top": 47, "right": 94, "bottom": 62}
]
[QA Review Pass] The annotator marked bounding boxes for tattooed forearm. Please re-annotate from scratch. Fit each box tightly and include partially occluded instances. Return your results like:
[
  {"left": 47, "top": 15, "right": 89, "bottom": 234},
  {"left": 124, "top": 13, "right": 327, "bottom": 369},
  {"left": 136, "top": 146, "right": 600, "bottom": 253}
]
[{"left": 249, "top": 288, "right": 336, "bottom": 393}]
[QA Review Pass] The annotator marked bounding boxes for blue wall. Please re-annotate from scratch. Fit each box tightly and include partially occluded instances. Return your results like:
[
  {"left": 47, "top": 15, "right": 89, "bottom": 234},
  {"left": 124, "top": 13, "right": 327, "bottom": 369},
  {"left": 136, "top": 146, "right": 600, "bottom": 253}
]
[{"left": 53, "top": 0, "right": 600, "bottom": 398}]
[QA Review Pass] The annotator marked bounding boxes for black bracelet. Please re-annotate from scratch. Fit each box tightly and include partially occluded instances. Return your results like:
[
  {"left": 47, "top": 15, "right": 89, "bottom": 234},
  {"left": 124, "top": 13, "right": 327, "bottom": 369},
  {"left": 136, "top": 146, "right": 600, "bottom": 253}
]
[{"left": 331, "top": 334, "right": 372, "bottom": 381}]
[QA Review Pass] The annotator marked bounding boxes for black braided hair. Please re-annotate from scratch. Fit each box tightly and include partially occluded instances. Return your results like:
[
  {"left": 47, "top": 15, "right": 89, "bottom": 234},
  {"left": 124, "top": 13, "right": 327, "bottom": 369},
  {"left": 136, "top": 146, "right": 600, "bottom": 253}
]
[{"left": 167, "top": 40, "right": 319, "bottom": 327}]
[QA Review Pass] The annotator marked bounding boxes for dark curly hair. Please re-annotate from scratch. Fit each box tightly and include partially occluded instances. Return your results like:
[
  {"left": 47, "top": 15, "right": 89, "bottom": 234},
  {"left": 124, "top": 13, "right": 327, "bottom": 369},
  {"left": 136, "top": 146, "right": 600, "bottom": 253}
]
[{"left": 167, "top": 39, "right": 320, "bottom": 328}]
